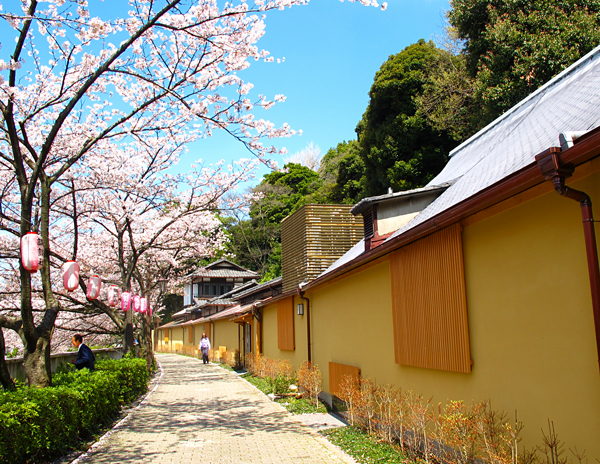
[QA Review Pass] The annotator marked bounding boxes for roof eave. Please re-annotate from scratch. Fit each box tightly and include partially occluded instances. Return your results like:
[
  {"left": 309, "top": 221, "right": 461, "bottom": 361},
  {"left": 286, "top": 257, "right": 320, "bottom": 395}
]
[{"left": 304, "top": 125, "right": 600, "bottom": 291}]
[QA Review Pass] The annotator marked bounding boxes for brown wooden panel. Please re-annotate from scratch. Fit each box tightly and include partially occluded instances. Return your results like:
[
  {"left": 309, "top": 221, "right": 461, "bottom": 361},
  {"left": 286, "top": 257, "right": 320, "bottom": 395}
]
[
  {"left": 277, "top": 296, "right": 295, "bottom": 350},
  {"left": 281, "top": 205, "right": 363, "bottom": 293},
  {"left": 329, "top": 362, "right": 361, "bottom": 397},
  {"left": 390, "top": 223, "right": 472, "bottom": 373}
]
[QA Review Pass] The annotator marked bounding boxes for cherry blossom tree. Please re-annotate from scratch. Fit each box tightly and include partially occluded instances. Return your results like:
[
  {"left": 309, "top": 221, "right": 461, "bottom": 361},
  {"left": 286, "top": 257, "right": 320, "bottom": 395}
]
[{"left": 0, "top": 0, "right": 386, "bottom": 387}]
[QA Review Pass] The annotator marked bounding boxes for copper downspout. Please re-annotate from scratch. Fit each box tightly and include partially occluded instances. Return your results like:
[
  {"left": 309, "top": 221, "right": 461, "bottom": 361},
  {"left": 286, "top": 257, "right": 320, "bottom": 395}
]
[
  {"left": 536, "top": 150, "right": 600, "bottom": 370},
  {"left": 299, "top": 289, "right": 311, "bottom": 363}
]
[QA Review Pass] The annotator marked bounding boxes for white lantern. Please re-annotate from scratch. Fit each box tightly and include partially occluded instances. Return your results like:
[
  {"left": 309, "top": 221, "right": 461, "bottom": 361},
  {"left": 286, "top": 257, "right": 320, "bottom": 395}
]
[
  {"left": 62, "top": 261, "right": 80, "bottom": 292},
  {"left": 86, "top": 275, "right": 102, "bottom": 300},
  {"left": 121, "top": 291, "right": 131, "bottom": 312},
  {"left": 140, "top": 297, "right": 148, "bottom": 314},
  {"left": 21, "top": 232, "right": 42, "bottom": 273},
  {"left": 107, "top": 285, "right": 119, "bottom": 307},
  {"left": 132, "top": 295, "right": 141, "bottom": 312}
]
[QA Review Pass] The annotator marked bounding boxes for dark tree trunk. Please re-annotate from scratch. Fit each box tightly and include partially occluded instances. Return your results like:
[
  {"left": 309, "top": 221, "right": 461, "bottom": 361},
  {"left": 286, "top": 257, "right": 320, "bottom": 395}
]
[
  {"left": 140, "top": 312, "right": 154, "bottom": 370},
  {"left": 22, "top": 333, "right": 52, "bottom": 387},
  {"left": 123, "top": 308, "right": 134, "bottom": 355},
  {"left": 0, "top": 330, "right": 15, "bottom": 391}
]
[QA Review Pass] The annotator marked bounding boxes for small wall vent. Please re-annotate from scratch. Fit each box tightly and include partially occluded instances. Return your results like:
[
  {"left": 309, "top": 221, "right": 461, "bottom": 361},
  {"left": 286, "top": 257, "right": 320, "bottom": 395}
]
[{"left": 363, "top": 209, "right": 374, "bottom": 239}]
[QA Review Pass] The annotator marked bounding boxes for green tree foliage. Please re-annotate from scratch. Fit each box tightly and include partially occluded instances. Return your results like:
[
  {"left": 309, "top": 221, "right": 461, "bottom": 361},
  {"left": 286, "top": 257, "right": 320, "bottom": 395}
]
[
  {"left": 448, "top": 0, "right": 600, "bottom": 121},
  {"left": 254, "top": 163, "right": 324, "bottom": 223},
  {"left": 356, "top": 40, "right": 458, "bottom": 196},
  {"left": 319, "top": 140, "right": 365, "bottom": 204},
  {"left": 414, "top": 30, "right": 481, "bottom": 142},
  {"left": 158, "top": 294, "right": 184, "bottom": 324}
]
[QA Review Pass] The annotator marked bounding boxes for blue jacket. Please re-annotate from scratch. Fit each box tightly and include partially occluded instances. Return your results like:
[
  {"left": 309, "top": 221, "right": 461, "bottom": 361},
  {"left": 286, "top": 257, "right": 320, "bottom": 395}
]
[{"left": 75, "top": 343, "right": 95, "bottom": 371}]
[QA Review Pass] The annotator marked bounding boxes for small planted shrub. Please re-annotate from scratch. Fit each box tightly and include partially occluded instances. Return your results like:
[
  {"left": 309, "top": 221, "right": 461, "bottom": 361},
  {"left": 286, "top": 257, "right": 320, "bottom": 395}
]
[
  {"left": 296, "top": 361, "right": 322, "bottom": 406},
  {"left": 0, "top": 357, "right": 150, "bottom": 464}
]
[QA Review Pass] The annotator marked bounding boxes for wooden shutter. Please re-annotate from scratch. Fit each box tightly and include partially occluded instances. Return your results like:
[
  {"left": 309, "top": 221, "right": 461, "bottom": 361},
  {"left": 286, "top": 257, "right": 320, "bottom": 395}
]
[
  {"left": 390, "top": 223, "right": 472, "bottom": 373},
  {"left": 277, "top": 297, "right": 295, "bottom": 350},
  {"left": 329, "top": 362, "right": 361, "bottom": 397}
]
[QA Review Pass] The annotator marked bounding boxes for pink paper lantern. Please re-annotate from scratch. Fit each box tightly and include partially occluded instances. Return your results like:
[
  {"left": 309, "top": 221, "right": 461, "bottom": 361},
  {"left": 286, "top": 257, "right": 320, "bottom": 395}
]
[
  {"left": 121, "top": 291, "right": 131, "bottom": 311},
  {"left": 86, "top": 275, "right": 102, "bottom": 300},
  {"left": 62, "top": 261, "right": 80, "bottom": 292},
  {"left": 140, "top": 297, "right": 148, "bottom": 314},
  {"left": 107, "top": 285, "right": 119, "bottom": 307},
  {"left": 132, "top": 295, "right": 141, "bottom": 312},
  {"left": 21, "top": 232, "right": 42, "bottom": 273}
]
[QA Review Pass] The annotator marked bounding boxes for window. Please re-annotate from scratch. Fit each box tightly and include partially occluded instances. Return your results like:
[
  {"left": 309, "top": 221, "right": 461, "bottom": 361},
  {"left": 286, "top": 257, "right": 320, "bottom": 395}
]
[
  {"left": 195, "top": 281, "right": 234, "bottom": 297},
  {"left": 277, "top": 297, "right": 295, "bottom": 350},
  {"left": 390, "top": 223, "right": 472, "bottom": 373}
]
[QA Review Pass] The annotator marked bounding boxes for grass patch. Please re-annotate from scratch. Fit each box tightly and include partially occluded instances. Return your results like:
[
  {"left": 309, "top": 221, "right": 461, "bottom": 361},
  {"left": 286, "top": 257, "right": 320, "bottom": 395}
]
[
  {"left": 321, "top": 426, "right": 412, "bottom": 463},
  {"left": 276, "top": 396, "right": 327, "bottom": 414},
  {"left": 241, "top": 373, "right": 327, "bottom": 414},
  {"left": 219, "top": 363, "right": 234, "bottom": 371},
  {"left": 241, "top": 373, "right": 271, "bottom": 392}
]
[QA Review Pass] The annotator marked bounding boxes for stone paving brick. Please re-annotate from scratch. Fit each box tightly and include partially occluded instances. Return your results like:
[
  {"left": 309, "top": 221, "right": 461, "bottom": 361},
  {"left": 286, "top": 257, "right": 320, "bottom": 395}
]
[{"left": 76, "top": 353, "right": 355, "bottom": 464}]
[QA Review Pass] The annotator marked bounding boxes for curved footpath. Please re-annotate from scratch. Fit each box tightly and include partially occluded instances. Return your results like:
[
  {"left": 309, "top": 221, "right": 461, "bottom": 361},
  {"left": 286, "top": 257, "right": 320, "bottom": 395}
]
[{"left": 74, "top": 353, "right": 356, "bottom": 464}]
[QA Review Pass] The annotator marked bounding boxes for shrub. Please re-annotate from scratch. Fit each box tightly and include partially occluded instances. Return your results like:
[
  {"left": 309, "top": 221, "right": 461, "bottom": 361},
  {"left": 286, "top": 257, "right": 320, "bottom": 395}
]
[
  {"left": 296, "top": 361, "right": 322, "bottom": 405},
  {"left": 96, "top": 357, "right": 149, "bottom": 404},
  {"left": 0, "top": 357, "right": 149, "bottom": 464},
  {"left": 266, "top": 373, "right": 293, "bottom": 396},
  {"left": 224, "top": 349, "right": 240, "bottom": 369}
]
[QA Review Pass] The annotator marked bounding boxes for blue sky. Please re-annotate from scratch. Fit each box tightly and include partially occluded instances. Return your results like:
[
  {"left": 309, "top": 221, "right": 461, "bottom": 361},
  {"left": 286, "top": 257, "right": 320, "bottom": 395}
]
[{"left": 182, "top": 0, "right": 452, "bottom": 184}]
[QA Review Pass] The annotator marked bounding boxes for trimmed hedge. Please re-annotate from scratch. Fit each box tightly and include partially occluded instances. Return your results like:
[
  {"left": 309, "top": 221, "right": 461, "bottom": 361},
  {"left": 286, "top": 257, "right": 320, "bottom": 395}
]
[{"left": 0, "top": 358, "right": 150, "bottom": 464}]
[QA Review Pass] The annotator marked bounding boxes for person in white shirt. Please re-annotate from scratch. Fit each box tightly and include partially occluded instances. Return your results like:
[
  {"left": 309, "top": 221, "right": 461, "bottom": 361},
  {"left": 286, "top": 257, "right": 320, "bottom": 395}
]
[{"left": 199, "top": 333, "right": 211, "bottom": 364}]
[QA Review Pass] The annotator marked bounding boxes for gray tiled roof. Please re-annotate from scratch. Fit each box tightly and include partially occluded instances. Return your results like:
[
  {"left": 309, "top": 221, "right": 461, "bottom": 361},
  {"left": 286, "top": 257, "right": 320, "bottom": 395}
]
[
  {"left": 188, "top": 269, "right": 259, "bottom": 279},
  {"left": 388, "top": 45, "right": 600, "bottom": 241},
  {"left": 232, "top": 277, "right": 282, "bottom": 300},
  {"left": 351, "top": 182, "right": 454, "bottom": 215},
  {"left": 187, "top": 258, "right": 259, "bottom": 280}
]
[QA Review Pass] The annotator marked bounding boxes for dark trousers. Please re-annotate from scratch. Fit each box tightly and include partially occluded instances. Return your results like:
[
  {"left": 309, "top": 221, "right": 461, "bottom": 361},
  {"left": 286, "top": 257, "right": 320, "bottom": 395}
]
[{"left": 201, "top": 347, "right": 209, "bottom": 364}]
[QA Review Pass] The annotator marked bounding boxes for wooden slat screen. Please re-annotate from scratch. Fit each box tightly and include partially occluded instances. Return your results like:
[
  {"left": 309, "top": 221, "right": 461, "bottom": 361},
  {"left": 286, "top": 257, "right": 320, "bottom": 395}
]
[
  {"left": 277, "top": 297, "right": 295, "bottom": 350},
  {"left": 188, "top": 326, "right": 194, "bottom": 344},
  {"left": 390, "top": 223, "right": 472, "bottom": 373},
  {"left": 281, "top": 205, "right": 363, "bottom": 293},
  {"left": 329, "top": 362, "right": 361, "bottom": 397}
]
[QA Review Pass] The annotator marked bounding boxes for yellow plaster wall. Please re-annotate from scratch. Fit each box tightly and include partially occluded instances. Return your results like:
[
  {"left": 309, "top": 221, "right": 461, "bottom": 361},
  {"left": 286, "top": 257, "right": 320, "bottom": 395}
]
[
  {"left": 169, "top": 327, "right": 184, "bottom": 352},
  {"left": 211, "top": 318, "right": 240, "bottom": 356},
  {"left": 306, "top": 165, "right": 600, "bottom": 457},
  {"left": 261, "top": 295, "right": 309, "bottom": 371},
  {"left": 459, "top": 169, "right": 600, "bottom": 454},
  {"left": 309, "top": 260, "right": 395, "bottom": 389}
]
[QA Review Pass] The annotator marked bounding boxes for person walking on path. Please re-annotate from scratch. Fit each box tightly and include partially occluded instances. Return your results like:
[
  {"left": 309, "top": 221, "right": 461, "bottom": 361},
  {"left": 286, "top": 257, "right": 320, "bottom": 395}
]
[
  {"left": 199, "top": 333, "right": 211, "bottom": 364},
  {"left": 71, "top": 334, "right": 95, "bottom": 371}
]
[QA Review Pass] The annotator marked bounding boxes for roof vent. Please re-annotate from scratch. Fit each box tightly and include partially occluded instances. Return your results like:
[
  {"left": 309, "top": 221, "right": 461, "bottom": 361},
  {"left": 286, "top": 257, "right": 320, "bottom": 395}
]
[{"left": 363, "top": 209, "right": 374, "bottom": 239}]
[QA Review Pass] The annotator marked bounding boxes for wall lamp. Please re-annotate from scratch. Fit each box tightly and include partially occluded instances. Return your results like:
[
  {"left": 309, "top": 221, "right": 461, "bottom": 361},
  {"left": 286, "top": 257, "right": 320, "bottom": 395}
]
[{"left": 297, "top": 303, "right": 304, "bottom": 316}]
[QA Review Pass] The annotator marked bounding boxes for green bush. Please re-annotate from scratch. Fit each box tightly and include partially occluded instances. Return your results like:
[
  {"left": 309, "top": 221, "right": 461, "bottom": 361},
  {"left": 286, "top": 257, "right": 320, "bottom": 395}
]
[
  {"left": 96, "top": 358, "right": 149, "bottom": 404},
  {"left": 0, "top": 357, "right": 150, "bottom": 464},
  {"left": 266, "top": 373, "right": 293, "bottom": 396}
]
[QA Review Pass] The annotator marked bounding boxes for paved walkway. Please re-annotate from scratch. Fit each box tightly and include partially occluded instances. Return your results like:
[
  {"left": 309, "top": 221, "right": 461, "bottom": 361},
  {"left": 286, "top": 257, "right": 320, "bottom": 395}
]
[{"left": 76, "top": 353, "right": 355, "bottom": 464}]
